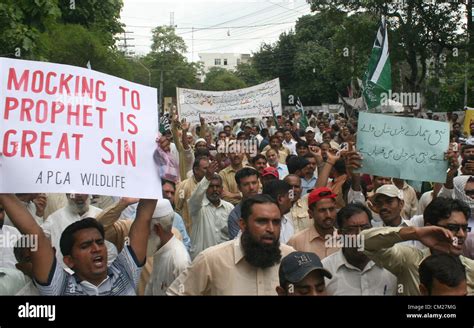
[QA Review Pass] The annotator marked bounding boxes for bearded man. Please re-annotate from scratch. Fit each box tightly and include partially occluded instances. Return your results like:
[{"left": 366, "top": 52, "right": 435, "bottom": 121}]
[
  {"left": 167, "top": 194, "right": 295, "bottom": 295},
  {"left": 42, "top": 194, "right": 118, "bottom": 268}
]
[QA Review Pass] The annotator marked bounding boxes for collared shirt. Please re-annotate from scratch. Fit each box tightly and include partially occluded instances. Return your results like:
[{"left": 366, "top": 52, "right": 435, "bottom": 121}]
[
  {"left": 36, "top": 245, "right": 143, "bottom": 296},
  {"left": 219, "top": 165, "right": 242, "bottom": 205},
  {"left": 188, "top": 178, "right": 234, "bottom": 259},
  {"left": 275, "top": 163, "right": 289, "bottom": 180},
  {"left": 393, "top": 180, "right": 419, "bottom": 219},
  {"left": 288, "top": 195, "right": 311, "bottom": 233},
  {"left": 42, "top": 205, "right": 117, "bottom": 268},
  {"left": 262, "top": 145, "right": 291, "bottom": 164},
  {"left": 287, "top": 225, "right": 340, "bottom": 260},
  {"left": 228, "top": 202, "right": 242, "bottom": 240},
  {"left": 166, "top": 237, "right": 295, "bottom": 295},
  {"left": 175, "top": 176, "right": 199, "bottom": 234},
  {"left": 360, "top": 226, "right": 474, "bottom": 295},
  {"left": 282, "top": 140, "right": 297, "bottom": 155},
  {"left": 145, "top": 236, "right": 191, "bottom": 295},
  {"left": 322, "top": 250, "right": 397, "bottom": 295},
  {"left": 0, "top": 225, "right": 21, "bottom": 269},
  {"left": 301, "top": 176, "right": 317, "bottom": 195}
]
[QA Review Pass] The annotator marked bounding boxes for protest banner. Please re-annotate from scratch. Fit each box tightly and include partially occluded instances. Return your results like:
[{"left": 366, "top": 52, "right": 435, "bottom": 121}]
[
  {"left": 176, "top": 78, "right": 282, "bottom": 123},
  {"left": 0, "top": 58, "right": 161, "bottom": 198},
  {"left": 356, "top": 112, "right": 449, "bottom": 183}
]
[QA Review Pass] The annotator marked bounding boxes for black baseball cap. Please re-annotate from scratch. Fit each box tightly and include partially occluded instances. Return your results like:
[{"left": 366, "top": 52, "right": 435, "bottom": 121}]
[{"left": 279, "top": 251, "right": 332, "bottom": 286}]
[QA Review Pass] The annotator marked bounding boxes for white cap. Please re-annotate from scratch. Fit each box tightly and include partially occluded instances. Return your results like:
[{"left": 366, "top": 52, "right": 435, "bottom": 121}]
[
  {"left": 152, "top": 199, "right": 174, "bottom": 219},
  {"left": 194, "top": 138, "right": 206, "bottom": 146},
  {"left": 305, "top": 126, "right": 315, "bottom": 133},
  {"left": 374, "top": 184, "right": 403, "bottom": 201}
]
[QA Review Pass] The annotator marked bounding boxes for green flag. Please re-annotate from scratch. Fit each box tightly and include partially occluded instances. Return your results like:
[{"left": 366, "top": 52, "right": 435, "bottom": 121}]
[
  {"left": 362, "top": 17, "right": 392, "bottom": 110},
  {"left": 296, "top": 97, "right": 309, "bottom": 129}
]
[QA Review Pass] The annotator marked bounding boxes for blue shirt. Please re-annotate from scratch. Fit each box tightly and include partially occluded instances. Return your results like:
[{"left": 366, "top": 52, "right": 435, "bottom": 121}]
[
  {"left": 227, "top": 203, "right": 242, "bottom": 240},
  {"left": 301, "top": 176, "right": 317, "bottom": 195},
  {"left": 173, "top": 213, "right": 191, "bottom": 253}
]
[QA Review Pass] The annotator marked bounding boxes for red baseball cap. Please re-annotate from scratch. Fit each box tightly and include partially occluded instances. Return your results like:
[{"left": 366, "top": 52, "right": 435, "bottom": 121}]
[
  {"left": 262, "top": 166, "right": 279, "bottom": 179},
  {"left": 308, "top": 187, "right": 337, "bottom": 207}
]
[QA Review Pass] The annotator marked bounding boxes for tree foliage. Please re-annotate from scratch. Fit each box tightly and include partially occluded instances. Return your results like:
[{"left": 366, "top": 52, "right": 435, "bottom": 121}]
[{"left": 202, "top": 67, "right": 246, "bottom": 91}]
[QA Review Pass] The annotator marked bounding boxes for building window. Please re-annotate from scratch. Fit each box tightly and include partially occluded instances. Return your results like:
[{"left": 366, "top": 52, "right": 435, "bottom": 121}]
[
  {"left": 215, "top": 59, "right": 221, "bottom": 65},
  {"left": 223, "top": 59, "right": 228, "bottom": 66}
]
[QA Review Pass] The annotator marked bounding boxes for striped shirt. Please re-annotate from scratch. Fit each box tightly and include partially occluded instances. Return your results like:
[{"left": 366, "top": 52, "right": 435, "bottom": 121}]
[{"left": 36, "top": 245, "right": 143, "bottom": 296}]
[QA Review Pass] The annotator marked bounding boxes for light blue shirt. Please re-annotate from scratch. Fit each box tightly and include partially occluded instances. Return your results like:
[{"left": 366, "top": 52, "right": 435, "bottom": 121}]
[
  {"left": 301, "top": 176, "right": 317, "bottom": 195},
  {"left": 173, "top": 213, "right": 191, "bottom": 253}
]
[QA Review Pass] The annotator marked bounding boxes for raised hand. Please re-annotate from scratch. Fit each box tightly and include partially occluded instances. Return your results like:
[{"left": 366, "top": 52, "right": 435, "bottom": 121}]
[
  {"left": 181, "top": 119, "right": 190, "bottom": 131},
  {"left": 33, "top": 193, "right": 47, "bottom": 218},
  {"left": 344, "top": 142, "right": 363, "bottom": 174},
  {"left": 326, "top": 148, "right": 341, "bottom": 165},
  {"left": 205, "top": 160, "right": 219, "bottom": 180},
  {"left": 157, "top": 135, "right": 170, "bottom": 152},
  {"left": 414, "top": 226, "right": 461, "bottom": 255}
]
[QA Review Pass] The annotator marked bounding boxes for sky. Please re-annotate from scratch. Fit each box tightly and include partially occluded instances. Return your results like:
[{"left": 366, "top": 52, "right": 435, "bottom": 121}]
[{"left": 120, "top": 0, "right": 313, "bottom": 62}]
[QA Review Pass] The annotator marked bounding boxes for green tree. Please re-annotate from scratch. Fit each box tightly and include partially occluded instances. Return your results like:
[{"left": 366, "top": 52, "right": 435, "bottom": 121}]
[
  {"left": 235, "top": 61, "right": 261, "bottom": 86},
  {"left": 0, "top": 0, "right": 60, "bottom": 57},
  {"left": 202, "top": 67, "right": 246, "bottom": 91},
  {"left": 147, "top": 26, "right": 199, "bottom": 97},
  {"left": 251, "top": 10, "right": 377, "bottom": 105},
  {"left": 36, "top": 24, "right": 132, "bottom": 79},
  {"left": 57, "top": 0, "right": 124, "bottom": 46},
  {"left": 307, "top": 0, "right": 467, "bottom": 93}
]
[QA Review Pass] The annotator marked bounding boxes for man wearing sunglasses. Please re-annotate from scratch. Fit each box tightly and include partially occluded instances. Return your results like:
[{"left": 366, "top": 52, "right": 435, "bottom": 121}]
[{"left": 361, "top": 197, "right": 474, "bottom": 295}]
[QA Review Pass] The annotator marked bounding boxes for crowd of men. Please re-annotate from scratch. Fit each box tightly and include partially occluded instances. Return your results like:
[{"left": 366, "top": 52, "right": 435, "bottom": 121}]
[{"left": 1, "top": 109, "right": 473, "bottom": 296}]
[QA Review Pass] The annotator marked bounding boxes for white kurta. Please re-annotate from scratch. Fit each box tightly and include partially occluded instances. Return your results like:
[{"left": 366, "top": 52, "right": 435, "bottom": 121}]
[
  {"left": 188, "top": 178, "right": 234, "bottom": 259},
  {"left": 145, "top": 236, "right": 191, "bottom": 295},
  {"left": 0, "top": 225, "right": 22, "bottom": 269}
]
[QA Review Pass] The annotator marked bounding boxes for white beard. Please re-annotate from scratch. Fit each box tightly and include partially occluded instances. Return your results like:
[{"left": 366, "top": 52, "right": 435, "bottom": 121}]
[
  {"left": 68, "top": 198, "right": 91, "bottom": 215},
  {"left": 146, "top": 233, "right": 162, "bottom": 257}
]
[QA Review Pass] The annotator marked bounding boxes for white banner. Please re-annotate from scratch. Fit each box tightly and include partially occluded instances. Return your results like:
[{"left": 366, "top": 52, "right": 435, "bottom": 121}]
[
  {"left": 0, "top": 58, "right": 162, "bottom": 199},
  {"left": 177, "top": 78, "right": 282, "bottom": 123}
]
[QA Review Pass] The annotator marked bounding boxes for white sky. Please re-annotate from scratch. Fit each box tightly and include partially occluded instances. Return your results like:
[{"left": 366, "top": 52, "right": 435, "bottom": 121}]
[{"left": 120, "top": 0, "right": 312, "bottom": 62}]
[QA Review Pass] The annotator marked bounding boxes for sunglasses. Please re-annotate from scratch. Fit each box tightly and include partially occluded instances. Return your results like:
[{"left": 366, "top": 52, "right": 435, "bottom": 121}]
[{"left": 438, "top": 224, "right": 471, "bottom": 233}]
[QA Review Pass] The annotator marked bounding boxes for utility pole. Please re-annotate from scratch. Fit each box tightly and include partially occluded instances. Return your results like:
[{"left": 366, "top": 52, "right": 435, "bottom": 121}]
[
  {"left": 192, "top": 27, "right": 195, "bottom": 62},
  {"left": 119, "top": 31, "right": 135, "bottom": 57}
]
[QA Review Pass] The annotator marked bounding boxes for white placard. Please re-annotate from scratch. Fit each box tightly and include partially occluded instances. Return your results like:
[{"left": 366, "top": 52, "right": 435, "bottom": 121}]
[
  {"left": 0, "top": 58, "right": 161, "bottom": 199},
  {"left": 177, "top": 78, "right": 282, "bottom": 123}
]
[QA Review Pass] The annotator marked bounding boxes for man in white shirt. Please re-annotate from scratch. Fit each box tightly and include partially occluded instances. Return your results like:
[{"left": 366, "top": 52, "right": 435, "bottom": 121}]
[
  {"left": 0, "top": 204, "right": 22, "bottom": 269},
  {"left": 189, "top": 160, "right": 234, "bottom": 259},
  {"left": 282, "top": 129, "right": 297, "bottom": 155},
  {"left": 322, "top": 203, "right": 397, "bottom": 295},
  {"left": 145, "top": 199, "right": 191, "bottom": 295}
]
